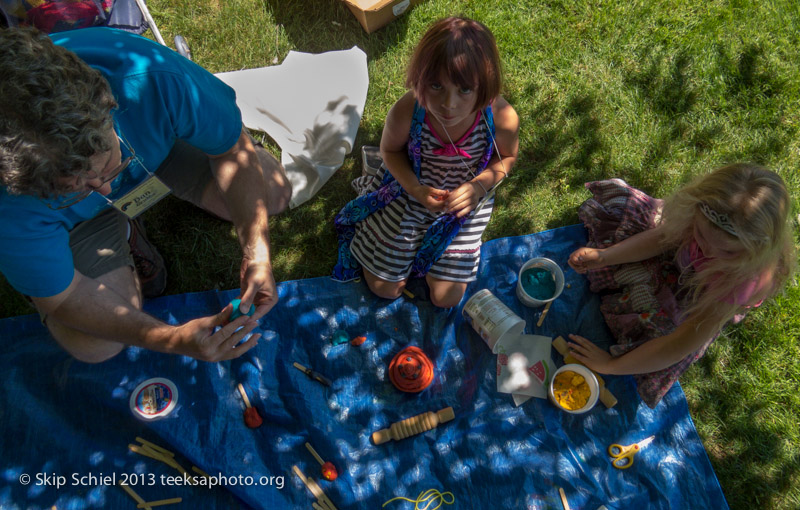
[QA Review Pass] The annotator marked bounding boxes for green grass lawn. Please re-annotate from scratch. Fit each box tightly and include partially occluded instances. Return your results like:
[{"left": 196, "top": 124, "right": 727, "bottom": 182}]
[{"left": 1, "top": 1, "right": 798, "bottom": 508}]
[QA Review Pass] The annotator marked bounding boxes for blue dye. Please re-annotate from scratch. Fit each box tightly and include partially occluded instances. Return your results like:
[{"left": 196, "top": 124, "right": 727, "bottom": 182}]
[
  {"left": 521, "top": 267, "right": 556, "bottom": 300},
  {"left": 229, "top": 298, "right": 256, "bottom": 320},
  {"left": 331, "top": 329, "right": 350, "bottom": 346}
]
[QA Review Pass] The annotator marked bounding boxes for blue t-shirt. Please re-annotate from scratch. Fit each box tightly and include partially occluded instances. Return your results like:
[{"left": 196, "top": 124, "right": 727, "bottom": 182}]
[{"left": 0, "top": 28, "right": 242, "bottom": 297}]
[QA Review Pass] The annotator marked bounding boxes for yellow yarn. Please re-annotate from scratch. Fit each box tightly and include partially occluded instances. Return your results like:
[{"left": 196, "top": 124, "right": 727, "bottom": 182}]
[{"left": 383, "top": 489, "right": 455, "bottom": 510}]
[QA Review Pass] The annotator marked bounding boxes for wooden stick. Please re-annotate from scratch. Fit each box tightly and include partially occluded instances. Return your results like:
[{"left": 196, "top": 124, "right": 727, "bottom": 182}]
[
  {"left": 558, "top": 487, "right": 570, "bottom": 510},
  {"left": 552, "top": 336, "right": 618, "bottom": 408},
  {"left": 292, "top": 465, "right": 311, "bottom": 489},
  {"left": 293, "top": 465, "right": 323, "bottom": 499},
  {"left": 319, "top": 499, "right": 337, "bottom": 510},
  {"left": 174, "top": 463, "right": 194, "bottom": 484},
  {"left": 536, "top": 301, "right": 552, "bottom": 327},
  {"left": 135, "top": 437, "right": 175, "bottom": 457},
  {"left": 237, "top": 383, "right": 252, "bottom": 408},
  {"left": 119, "top": 482, "right": 151, "bottom": 510},
  {"left": 129, "top": 444, "right": 167, "bottom": 463},
  {"left": 130, "top": 442, "right": 191, "bottom": 484},
  {"left": 305, "top": 442, "right": 325, "bottom": 466},
  {"left": 402, "top": 289, "right": 415, "bottom": 299},
  {"left": 191, "top": 466, "right": 211, "bottom": 478},
  {"left": 292, "top": 466, "right": 337, "bottom": 510},
  {"left": 130, "top": 444, "right": 181, "bottom": 472},
  {"left": 137, "top": 498, "right": 182, "bottom": 508},
  {"left": 312, "top": 503, "right": 326, "bottom": 510}
]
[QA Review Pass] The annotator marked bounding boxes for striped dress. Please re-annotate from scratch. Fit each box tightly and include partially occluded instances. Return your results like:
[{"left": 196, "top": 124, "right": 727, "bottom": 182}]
[{"left": 349, "top": 109, "right": 494, "bottom": 282}]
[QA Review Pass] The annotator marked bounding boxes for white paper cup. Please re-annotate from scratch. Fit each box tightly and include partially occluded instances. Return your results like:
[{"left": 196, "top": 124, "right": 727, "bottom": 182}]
[
  {"left": 130, "top": 377, "right": 178, "bottom": 420},
  {"left": 548, "top": 364, "right": 599, "bottom": 414},
  {"left": 463, "top": 289, "right": 526, "bottom": 353},
  {"left": 517, "top": 257, "right": 565, "bottom": 307}
]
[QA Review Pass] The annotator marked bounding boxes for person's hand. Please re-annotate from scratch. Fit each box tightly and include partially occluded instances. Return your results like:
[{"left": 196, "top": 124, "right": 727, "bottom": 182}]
[
  {"left": 568, "top": 246, "right": 607, "bottom": 273},
  {"left": 444, "top": 181, "right": 483, "bottom": 218},
  {"left": 239, "top": 257, "right": 278, "bottom": 318},
  {"left": 410, "top": 184, "right": 449, "bottom": 214},
  {"left": 173, "top": 304, "right": 261, "bottom": 361},
  {"left": 567, "top": 334, "right": 614, "bottom": 374}
]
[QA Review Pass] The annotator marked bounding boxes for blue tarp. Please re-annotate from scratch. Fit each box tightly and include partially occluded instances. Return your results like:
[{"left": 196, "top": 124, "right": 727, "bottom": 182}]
[{"left": 0, "top": 225, "right": 729, "bottom": 509}]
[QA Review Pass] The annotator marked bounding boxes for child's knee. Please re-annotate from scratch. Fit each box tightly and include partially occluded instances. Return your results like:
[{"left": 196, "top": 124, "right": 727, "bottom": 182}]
[
  {"left": 428, "top": 281, "right": 467, "bottom": 309},
  {"left": 430, "top": 292, "right": 465, "bottom": 309},
  {"left": 365, "top": 277, "right": 405, "bottom": 300}
]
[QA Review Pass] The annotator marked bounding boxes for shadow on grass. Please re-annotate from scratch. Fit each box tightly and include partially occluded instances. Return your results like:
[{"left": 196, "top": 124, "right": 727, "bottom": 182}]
[
  {"left": 488, "top": 84, "right": 609, "bottom": 237},
  {"left": 263, "top": 0, "right": 415, "bottom": 60},
  {"left": 689, "top": 345, "right": 800, "bottom": 508}
]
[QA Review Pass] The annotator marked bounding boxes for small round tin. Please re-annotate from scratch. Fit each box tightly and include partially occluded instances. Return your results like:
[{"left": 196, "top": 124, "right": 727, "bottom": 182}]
[{"left": 129, "top": 377, "right": 178, "bottom": 420}]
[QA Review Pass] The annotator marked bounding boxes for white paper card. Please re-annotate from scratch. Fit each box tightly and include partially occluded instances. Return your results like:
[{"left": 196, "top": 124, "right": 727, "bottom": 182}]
[{"left": 496, "top": 334, "right": 555, "bottom": 400}]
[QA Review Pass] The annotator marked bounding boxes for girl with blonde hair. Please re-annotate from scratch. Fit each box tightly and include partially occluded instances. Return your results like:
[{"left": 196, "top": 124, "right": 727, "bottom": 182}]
[{"left": 567, "top": 164, "right": 795, "bottom": 407}]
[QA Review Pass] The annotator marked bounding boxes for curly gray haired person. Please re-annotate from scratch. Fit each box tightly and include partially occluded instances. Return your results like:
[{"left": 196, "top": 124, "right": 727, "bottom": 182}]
[
  {"left": 0, "top": 27, "right": 117, "bottom": 197},
  {"left": 0, "top": 26, "right": 291, "bottom": 364}
]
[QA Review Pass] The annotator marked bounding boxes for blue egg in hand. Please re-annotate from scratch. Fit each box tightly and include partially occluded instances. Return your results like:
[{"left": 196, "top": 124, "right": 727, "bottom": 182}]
[{"left": 229, "top": 298, "right": 256, "bottom": 321}]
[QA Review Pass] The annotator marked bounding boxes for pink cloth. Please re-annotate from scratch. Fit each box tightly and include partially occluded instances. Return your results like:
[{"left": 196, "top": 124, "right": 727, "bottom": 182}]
[
  {"left": 679, "top": 241, "right": 768, "bottom": 307},
  {"left": 426, "top": 112, "right": 481, "bottom": 159}
]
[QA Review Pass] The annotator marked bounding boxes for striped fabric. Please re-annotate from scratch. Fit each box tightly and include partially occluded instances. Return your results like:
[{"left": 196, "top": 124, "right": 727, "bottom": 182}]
[{"left": 350, "top": 111, "right": 493, "bottom": 282}]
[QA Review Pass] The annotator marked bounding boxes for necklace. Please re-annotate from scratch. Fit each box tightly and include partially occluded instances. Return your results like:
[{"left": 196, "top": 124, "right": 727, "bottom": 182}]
[{"left": 429, "top": 108, "right": 507, "bottom": 215}]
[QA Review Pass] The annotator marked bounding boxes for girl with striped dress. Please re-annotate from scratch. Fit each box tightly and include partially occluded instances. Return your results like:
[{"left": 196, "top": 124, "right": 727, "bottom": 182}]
[{"left": 333, "top": 17, "right": 519, "bottom": 308}]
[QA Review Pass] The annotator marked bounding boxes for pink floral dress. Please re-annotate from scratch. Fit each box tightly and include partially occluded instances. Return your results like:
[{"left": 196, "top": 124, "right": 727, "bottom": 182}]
[{"left": 577, "top": 179, "right": 743, "bottom": 408}]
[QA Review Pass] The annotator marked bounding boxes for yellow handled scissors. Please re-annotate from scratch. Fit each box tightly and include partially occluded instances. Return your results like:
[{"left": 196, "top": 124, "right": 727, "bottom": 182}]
[{"left": 608, "top": 435, "right": 654, "bottom": 469}]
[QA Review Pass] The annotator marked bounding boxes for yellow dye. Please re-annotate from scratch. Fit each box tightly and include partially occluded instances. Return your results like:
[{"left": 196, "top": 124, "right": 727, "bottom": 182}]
[{"left": 553, "top": 370, "right": 591, "bottom": 410}]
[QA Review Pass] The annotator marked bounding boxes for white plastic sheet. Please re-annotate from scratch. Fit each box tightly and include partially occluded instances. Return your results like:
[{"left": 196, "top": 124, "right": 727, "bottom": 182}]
[{"left": 216, "top": 46, "right": 369, "bottom": 208}]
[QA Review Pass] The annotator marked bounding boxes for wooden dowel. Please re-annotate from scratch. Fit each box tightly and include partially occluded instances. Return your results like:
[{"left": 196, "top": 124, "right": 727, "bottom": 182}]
[
  {"left": 292, "top": 465, "right": 310, "bottom": 488},
  {"left": 553, "top": 336, "right": 618, "bottom": 408},
  {"left": 558, "top": 487, "right": 570, "bottom": 510},
  {"left": 135, "top": 437, "right": 175, "bottom": 457},
  {"left": 119, "top": 482, "right": 151, "bottom": 510},
  {"left": 237, "top": 383, "right": 252, "bottom": 408},
  {"left": 137, "top": 497, "right": 182, "bottom": 508},
  {"left": 191, "top": 466, "right": 211, "bottom": 478},
  {"left": 305, "top": 442, "right": 325, "bottom": 466},
  {"left": 174, "top": 463, "right": 194, "bottom": 484},
  {"left": 319, "top": 498, "right": 338, "bottom": 510},
  {"left": 292, "top": 465, "right": 337, "bottom": 509},
  {"left": 536, "top": 301, "right": 552, "bottom": 327},
  {"left": 129, "top": 444, "right": 166, "bottom": 463}
]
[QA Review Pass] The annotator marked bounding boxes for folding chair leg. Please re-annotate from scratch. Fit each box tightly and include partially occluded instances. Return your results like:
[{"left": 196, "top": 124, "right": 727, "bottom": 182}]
[
  {"left": 132, "top": 0, "right": 166, "bottom": 46},
  {"left": 174, "top": 34, "right": 192, "bottom": 60}
]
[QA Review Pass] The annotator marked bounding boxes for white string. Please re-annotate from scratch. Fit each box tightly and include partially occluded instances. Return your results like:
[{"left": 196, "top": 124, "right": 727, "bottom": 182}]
[{"left": 429, "top": 108, "right": 507, "bottom": 215}]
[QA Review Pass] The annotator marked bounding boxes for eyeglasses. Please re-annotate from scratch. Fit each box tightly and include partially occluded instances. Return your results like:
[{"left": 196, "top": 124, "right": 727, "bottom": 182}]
[{"left": 46, "top": 136, "right": 135, "bottom": 210}]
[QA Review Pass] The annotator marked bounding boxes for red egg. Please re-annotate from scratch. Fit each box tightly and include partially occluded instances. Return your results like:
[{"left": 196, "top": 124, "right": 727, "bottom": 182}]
[
  {"left": 244, "top": 406, "right": 263, "bottom": 428},
  {"left": 321, "top": 461, "right": 338, "bottom": 481}
]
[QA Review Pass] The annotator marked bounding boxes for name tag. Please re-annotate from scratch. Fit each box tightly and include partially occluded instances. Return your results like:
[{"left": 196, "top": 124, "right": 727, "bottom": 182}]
[{"left": 112, "top": 175, "right": 171, "bottom": 218}]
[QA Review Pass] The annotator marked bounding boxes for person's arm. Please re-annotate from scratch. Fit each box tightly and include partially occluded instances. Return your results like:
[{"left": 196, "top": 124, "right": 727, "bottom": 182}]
[
  {"left": 445, "top": 96, "right": 519, "bottom": 218},
  {"left": 568, "top": 225, "right": 669, "bottom": 274},
  {"left": 32, "top": 270, "right": 262, "bottom": 361},
  {"left": 380, "top": 92, "right": 449, "bottom": 213},
  {"left": 567, "top": 307, "right": 726, "bottom": 375},
  {"left": 208, "top": 129, "right": 277, "bottom": 316}
]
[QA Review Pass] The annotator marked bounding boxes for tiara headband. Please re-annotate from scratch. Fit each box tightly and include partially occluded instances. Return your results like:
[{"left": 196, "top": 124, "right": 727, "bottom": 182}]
[{"left": 699, "top": 203, "right": 739, "bottom": 237}]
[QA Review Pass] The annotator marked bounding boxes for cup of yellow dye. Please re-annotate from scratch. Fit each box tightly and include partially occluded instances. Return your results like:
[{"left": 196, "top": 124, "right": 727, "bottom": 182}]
[
  {"left": 548, "top": 364, "right": 599, "bottom": 414},
  {"left": 516, "top": 257, "right": 565, "bottom": 307}
]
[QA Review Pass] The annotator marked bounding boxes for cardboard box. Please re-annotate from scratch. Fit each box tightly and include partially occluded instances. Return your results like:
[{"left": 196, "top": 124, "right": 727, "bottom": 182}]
[{"left": 341, "top": 0, "right": 423, "bottom": 33}]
